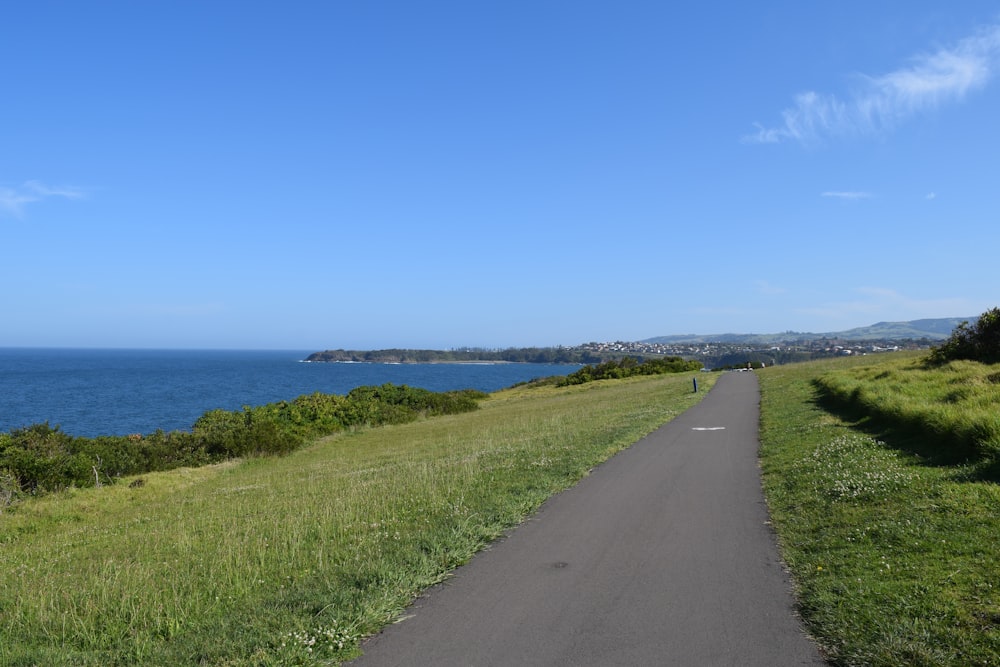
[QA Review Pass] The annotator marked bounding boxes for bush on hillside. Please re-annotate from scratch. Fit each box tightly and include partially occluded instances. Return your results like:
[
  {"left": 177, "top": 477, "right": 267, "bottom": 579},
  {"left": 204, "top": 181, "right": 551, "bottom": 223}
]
[
  {"left": 0, "top": 384, "right": 485, "bottom": 500},
  {"left": 558, "top": 356, "right": 702, "bottom": 386},
  {"left": 928, "top": 307, "right": 1000, "bottom": 365},
  {"left": 193, "top": 408, "right": 300, "bottom": 458},
  {"left": 0, "top": 424, "right": 90, "bottom": 493}
]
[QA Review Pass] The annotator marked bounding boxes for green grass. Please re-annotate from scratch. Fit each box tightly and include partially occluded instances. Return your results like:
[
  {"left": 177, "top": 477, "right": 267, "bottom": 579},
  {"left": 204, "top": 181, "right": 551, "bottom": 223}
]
[
  {"left": 0, "top": 371, "right": 715, "bottom": 666},
  {"left": 11, "top": 351, "right": 999, "bottom": 666},
  {"left": 758, "top": 353, "right": 1000, "bottom": 666},
  {"left": 812, "top": 354, "right": 1000, "bottom": 462}
]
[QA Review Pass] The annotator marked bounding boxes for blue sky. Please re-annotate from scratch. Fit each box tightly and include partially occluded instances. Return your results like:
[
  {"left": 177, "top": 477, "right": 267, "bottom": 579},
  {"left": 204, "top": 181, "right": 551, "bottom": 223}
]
[{"left": 2, "top": 2, "right": 998, "bottom": 349}]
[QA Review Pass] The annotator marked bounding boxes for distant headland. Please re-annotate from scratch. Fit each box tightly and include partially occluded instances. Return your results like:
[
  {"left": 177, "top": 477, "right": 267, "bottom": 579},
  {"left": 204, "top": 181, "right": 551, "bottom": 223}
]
[
  {"left": 303, "top": 348, "right": 603, "bottom": 365},
  {"left": 305, "top": 317, "right": 971, "bottom": 368}
]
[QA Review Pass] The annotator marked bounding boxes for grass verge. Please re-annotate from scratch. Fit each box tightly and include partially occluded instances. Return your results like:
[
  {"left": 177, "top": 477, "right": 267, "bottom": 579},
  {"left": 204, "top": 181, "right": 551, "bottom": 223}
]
[
  {"left": 759, "top": 353, "right": 1000, "bottom": 666},
  {"left": 812, "top": 354, "right": 1000, "bottom": 462},
  {"left": 0, "top": 371, "right": 714, "bottom": 666}
]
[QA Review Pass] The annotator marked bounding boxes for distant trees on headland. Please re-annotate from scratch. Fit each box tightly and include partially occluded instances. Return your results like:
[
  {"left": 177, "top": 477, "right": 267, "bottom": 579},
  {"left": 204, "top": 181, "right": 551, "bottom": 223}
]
[{"left": 304, "top": 347, "right": 607, "bottom": 364}]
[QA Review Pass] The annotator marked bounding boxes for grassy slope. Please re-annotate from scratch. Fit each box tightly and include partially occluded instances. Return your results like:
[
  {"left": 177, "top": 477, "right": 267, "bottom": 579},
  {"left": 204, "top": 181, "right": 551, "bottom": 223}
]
[
  {"left": 9, "top": 353, "right": 998, "bottom": 667},
  {"left": 758, "top": 353, "right": 1000, "bottom": 666},
  {"left": 1, "top": 372, "right": 714, "bottom": 666}
]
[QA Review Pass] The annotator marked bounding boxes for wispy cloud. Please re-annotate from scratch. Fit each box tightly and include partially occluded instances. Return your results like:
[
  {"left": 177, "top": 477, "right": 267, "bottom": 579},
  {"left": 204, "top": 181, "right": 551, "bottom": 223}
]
[
  {"left": 797, "top": 287, "right": 973, "bottom": 323},
  {"left": 0, "top": 180, "right": 86, "bottom": 217},
  {"left": 822, "top": 191, "right": 873, "bottom": 200},
  {"left": 755, "top": 280, "right": 787, "bottom": 295},
  {"left": 0, "top": 189, "right": 35, "bottom": 217},
  {"left": 744, "top": 22, "right": 1000, "bottom": 144}
]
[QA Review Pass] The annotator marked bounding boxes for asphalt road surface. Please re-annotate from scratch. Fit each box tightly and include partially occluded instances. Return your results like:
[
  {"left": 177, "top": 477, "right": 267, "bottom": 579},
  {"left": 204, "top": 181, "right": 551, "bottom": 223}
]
[{"left": 349, "top": 371, "right": 825, "bottom": 666}]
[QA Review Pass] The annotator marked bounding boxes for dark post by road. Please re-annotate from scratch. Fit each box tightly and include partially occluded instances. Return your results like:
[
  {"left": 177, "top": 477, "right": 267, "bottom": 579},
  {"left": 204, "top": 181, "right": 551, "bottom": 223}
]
[{"left": 693, "top": 377, "right": 698, "bottom": 393}]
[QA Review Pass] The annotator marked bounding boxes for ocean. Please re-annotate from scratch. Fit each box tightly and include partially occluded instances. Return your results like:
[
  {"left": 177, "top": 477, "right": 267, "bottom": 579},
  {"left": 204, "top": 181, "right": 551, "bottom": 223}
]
[{"left": 0, "top": 348, "right": 578, "bottom": 438}]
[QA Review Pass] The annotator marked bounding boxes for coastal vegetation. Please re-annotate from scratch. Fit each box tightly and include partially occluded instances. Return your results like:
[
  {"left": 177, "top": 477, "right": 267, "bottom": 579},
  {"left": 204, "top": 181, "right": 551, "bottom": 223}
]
[
  {"left": 0, "top": 356, "right": 703, "bottom": 506},
  {"left": 0, "top": 385, "right": 485, "bottom": 503},
  {"left": 0, "top": 371, "right": 715, "bottom": 665},
  {"left": 556, "top": 355, "right": 702, "bottom": 385},
  {"left": 4, "top": 309, "right": 999, "bottom": 665},
  {"left": 927, "top": 306, "right": 1000, "bottom": 365}
]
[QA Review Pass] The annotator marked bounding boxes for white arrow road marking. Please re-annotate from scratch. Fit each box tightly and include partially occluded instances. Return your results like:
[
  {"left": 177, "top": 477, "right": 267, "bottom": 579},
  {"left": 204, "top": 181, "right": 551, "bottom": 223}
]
[{"left": 691, "top": 427, "right": 726, "bottom": 431}]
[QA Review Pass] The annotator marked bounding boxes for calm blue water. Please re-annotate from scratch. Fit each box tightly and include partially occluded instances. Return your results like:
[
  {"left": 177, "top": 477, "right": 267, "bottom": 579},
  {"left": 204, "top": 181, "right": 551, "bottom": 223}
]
[{"left": 0, "top": 349, "right": 577, "bottom": 438}]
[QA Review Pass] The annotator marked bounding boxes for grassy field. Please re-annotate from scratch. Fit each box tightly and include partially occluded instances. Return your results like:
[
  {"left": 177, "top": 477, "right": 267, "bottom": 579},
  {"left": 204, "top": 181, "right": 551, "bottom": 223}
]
[
  {"left": 0, "top": 371, "right": 715, "bottom": 666},
  {"left": 6, "top": 351, "right": 999, "bottom": 666},
  {"left": 758, "top": 352, "right": 1000, "bottom": 666}
]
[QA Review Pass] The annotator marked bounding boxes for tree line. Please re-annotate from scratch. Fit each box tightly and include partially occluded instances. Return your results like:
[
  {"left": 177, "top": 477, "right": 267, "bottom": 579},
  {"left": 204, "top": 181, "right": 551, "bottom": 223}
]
[
  {"left": 305, "top": 347, "right": 607, "bottom": 364},
  {"left": 557, "top": 356, "right": 703, "bottom": 386}
]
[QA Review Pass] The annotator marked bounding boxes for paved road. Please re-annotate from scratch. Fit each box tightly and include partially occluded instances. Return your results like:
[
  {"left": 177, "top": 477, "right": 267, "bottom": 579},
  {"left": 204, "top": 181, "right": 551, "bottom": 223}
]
[{"left": 349, "top": 371, "right": 825, "bottom": 666}]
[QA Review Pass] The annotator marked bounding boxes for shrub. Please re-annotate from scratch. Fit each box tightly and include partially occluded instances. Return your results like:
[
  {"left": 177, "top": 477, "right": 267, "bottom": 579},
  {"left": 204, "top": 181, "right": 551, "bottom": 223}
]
[
  {"left": 0, "top": 424, "right": 91, "bottom": 493},
  {"left": 928, "top": 307, "right": 1000, "bottom": 364},
  {"left": 193, "top": 408, "right": 301, "bottom": 458},
  {"left": 0, "top": 384, "right": 484, "bottom": 499},
  {"left": 558, "top": 356, "right": 702, "bottom": 386}
]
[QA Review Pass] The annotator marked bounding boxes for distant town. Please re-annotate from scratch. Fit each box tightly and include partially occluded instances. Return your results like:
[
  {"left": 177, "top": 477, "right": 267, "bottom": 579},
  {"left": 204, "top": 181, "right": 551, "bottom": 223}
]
[
  {"left": 306, "top": 317, "right": 964, "bottom": 369},
  {"left": 306, "top": 336, "right": 937, "bottom": 370},
  {"left": 578, "top": 336, "right": 936, "bottom": 369}
]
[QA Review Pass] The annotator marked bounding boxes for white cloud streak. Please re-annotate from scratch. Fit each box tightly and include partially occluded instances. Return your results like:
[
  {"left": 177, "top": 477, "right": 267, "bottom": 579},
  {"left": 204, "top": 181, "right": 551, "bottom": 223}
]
[
  {"left": 822, "top": 191, "right": 872, "bottom": 200},
  {"left": 24, "top": 180, "right": 86, "bottom": 199},
  {"left": 745, "top": 22, "right": 1000, "bottom": 144},
  {"left": 796, "top": 287, "right": 974, "bottom": 322},
  {"left": 754, "top": 279, "right": 787, "bottom": 295},
  {"left": 0, "top": 189, "right": 36, "bottom": 217},
  {"left": 0, "top": 181, "right": 86, "bottom": 217}
]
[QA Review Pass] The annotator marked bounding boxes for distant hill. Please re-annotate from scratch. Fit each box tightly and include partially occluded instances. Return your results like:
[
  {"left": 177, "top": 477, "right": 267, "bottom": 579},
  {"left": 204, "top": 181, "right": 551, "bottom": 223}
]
[{"left": 642, "top": 317, "right": 972, "bottom": 346}]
